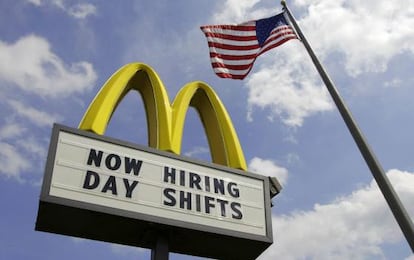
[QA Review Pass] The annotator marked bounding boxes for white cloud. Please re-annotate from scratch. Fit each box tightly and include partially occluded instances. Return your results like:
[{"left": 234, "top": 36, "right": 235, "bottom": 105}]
[
  {"left": 8, "top": 99, "right": 62, "bottom": 127},
  {"left": 260, "top": 169, "right": 414, "bottom": 259},
  {"left": 0, "top": 101, "right": 59, "bottom": 181},
  {"left": 213, "top": 0, "right": 414, "bottom": 127},
  {"left": 246, "top": 43, "right": 333, "bottom": 127},
  {"left": 294, "top": 0, "right": 414, "bottom": 76},
  {"left": 0, "top": 35, "right": 97, "bottom": 98},
  {"left": 67, "top": 3, "right": 97, "bottom": 19},
  {"left": 184, "top": 146, "right": 210, "bottom": 158},
  {"left": 212, "top": 2, "right": 333, "bottom": 127},
  {"left": 384, "top": 78, "right": 403, "bottom": 88},
  {"left": 0, "top": 121, "right": 50, "bottom": 181},
  {"left": 26, "top": 0, "right": 97, "bottom": 19},
  {"left": 0, "top": 122, "right": 26, "bottom": 139},
  {"left": 16, "top": 136, "right": 47, "bottom": 159},
  {"left": 285, "top": 153, "right": 300, "bottom": 165},
  {"left": 0, "top": 142, "right": 31, "bottom": 180},
  {"left": 212, "top": 0, "right": 271, "bottom": 24},
  {"left": 248, "top": 157, "right": 288, "bottom": 186},
  {"left": 0, "top": 119, "right": 50, "bottom": 180},
  {"left": 26, "top": 0, "right": 42, "bottom": 6},
  {"left": 405, "top": 255, "right": 414, "bottom": 260}
]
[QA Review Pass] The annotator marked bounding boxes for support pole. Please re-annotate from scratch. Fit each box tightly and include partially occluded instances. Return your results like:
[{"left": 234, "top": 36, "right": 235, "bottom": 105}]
[
  {"left": 151, "top": 233, "right": 169, "bottom": 260},
  {"left": 281, "top": 0, "right": 414, "bottom": 252}
]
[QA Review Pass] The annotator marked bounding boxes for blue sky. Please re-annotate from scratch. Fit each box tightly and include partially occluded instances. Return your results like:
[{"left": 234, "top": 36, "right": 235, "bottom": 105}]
[{"left": 1, "top": 0, "right": 414, "bottom": 259}]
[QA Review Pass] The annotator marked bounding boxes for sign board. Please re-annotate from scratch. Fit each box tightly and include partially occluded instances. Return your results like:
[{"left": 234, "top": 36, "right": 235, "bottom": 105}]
[{"left": 36, "top": 124, "right": 273, "bottom": 259}]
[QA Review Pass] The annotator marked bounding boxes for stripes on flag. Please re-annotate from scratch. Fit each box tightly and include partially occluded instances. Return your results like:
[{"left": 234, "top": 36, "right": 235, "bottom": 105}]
[{"left": 200, "top": 12, "right": 297, "bottom": 80}]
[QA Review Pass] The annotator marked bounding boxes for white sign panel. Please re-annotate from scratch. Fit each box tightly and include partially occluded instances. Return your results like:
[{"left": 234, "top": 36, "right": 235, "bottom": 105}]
[{"left": 48, "top": 128, "right": 268, "bottom": 237}]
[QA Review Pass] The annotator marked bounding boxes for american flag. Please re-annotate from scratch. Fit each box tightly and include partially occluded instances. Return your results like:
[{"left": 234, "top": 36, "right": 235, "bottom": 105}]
[{"left": 200, "top": 12, "right": 298, "bottom": 80}]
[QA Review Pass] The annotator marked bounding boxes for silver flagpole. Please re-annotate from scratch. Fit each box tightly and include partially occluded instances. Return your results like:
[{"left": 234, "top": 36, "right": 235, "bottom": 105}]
[{"left": 280, "top": 0, "right": 414, "bottom": 251}]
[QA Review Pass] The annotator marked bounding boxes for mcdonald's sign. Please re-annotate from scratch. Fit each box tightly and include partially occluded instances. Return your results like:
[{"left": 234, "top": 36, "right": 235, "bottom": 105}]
[
  {"left": 35, "top": 63, "right": 276, "bottom": 259},
  {"left": 79, "top": 62, "right": 247, "bottom": 170}
]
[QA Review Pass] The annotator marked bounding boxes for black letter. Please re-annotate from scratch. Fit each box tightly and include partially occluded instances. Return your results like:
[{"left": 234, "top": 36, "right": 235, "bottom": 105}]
[
  {"left": 87, "top": 149, "right": 103, "bottom": 167},
  {"left": 124, "top": 158, "right": 143, "bottom": 176},
  {"left": 213, "top": 178, "right": 225, "bottom": 195},
  {"left": 163, "top": 188, "right": 176, "bottom": 206},
  {"left": 227, "top": 182, "right": 240, "bottom": 198},
  {"left": 180, "top": 191, "right": 192, "bottom": 210},
  {"left": 83, "top": 170, "right": 100, "bottom": 190},
  {"left": 105, "top": 153, "right": 121, "bottom": 171},
  {"left": 204, "top": 196, "right": 215, "bottom": 214},
  {"left": 101, "top": 175, "right": 118, "bottom": 195},
  {"left": 179, "top": 170, "right": 185, "bottom": 186},
  {"left": 231, "top": 202, "right": 243, "bottom": 220},
  {"left": 123, "top": 178, "right": 138, "bottom": 198},
  {"left": 164, "top": 167, "right": 176, "bottom": 184},
  {"left": 216, "top": 199, "right": 229, "bottom": 217},
  {"left": 204, "top": 176, "right": 210, "bottom": 192},
  {"left": 195, "top": 194, "right": 201, "bottom": 212},
  {"left": 189, "top": 172, "right": 202, "bottom": 190}
]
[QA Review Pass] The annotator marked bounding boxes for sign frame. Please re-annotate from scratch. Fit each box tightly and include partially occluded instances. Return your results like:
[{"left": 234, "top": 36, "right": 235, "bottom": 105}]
[{"left": 36, "top": 124, "right": 273, "bottom": 259}]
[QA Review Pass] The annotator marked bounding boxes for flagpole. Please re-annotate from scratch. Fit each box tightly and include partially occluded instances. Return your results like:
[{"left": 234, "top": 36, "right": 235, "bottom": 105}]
[{"left": 281, "top": 0, "right": 414, "bottom": 251}]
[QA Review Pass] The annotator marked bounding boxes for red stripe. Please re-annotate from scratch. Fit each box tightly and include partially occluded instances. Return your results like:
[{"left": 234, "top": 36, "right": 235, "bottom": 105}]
[
  {"left": 269, "top": 27, "right": 296, "bottom": 37},
  {"left": 215, "top": 72, "right": 247, "bottom": 80},
  {"left": 271, "top": 25, "right": 292, "bottom": 34},
  {"left": 258, "top": 36, "right": 297, "bottom": 55},
  {"left": 211, "top": 35, "right": 296, "bottom": 80},
  {"left": 201, "top": 25, "right": 255, "bottom": 31},
  {"left": 212, "top": 62, "right": 253, "bottom": 70},
  {"left": 203, "top": 32, "right": 257, "bottom": 41},
  {"left": 208, "top": 42, "right": 259, "bottom": 51},
  {"left": 209, "top": 52, "right": 258, "bottom": 61},
  {"left": 262, "top": 31, "right": 297, "bottom": 47}
]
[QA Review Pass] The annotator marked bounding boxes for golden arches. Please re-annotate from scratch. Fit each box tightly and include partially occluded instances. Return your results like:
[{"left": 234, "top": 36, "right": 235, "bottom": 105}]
[{"left": 79, "top": 63, "right": 247, "bottom": 170}]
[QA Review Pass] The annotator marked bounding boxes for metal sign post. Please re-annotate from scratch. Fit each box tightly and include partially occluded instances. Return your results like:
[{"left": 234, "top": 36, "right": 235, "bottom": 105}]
[{"left": 151, "top": 233, "right": 169, "bottom": 260}]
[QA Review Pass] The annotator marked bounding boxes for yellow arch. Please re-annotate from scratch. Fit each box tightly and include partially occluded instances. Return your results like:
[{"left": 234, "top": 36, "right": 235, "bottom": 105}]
[{"left": 79, "top": 63, "right": 247, "bottom": 170}]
